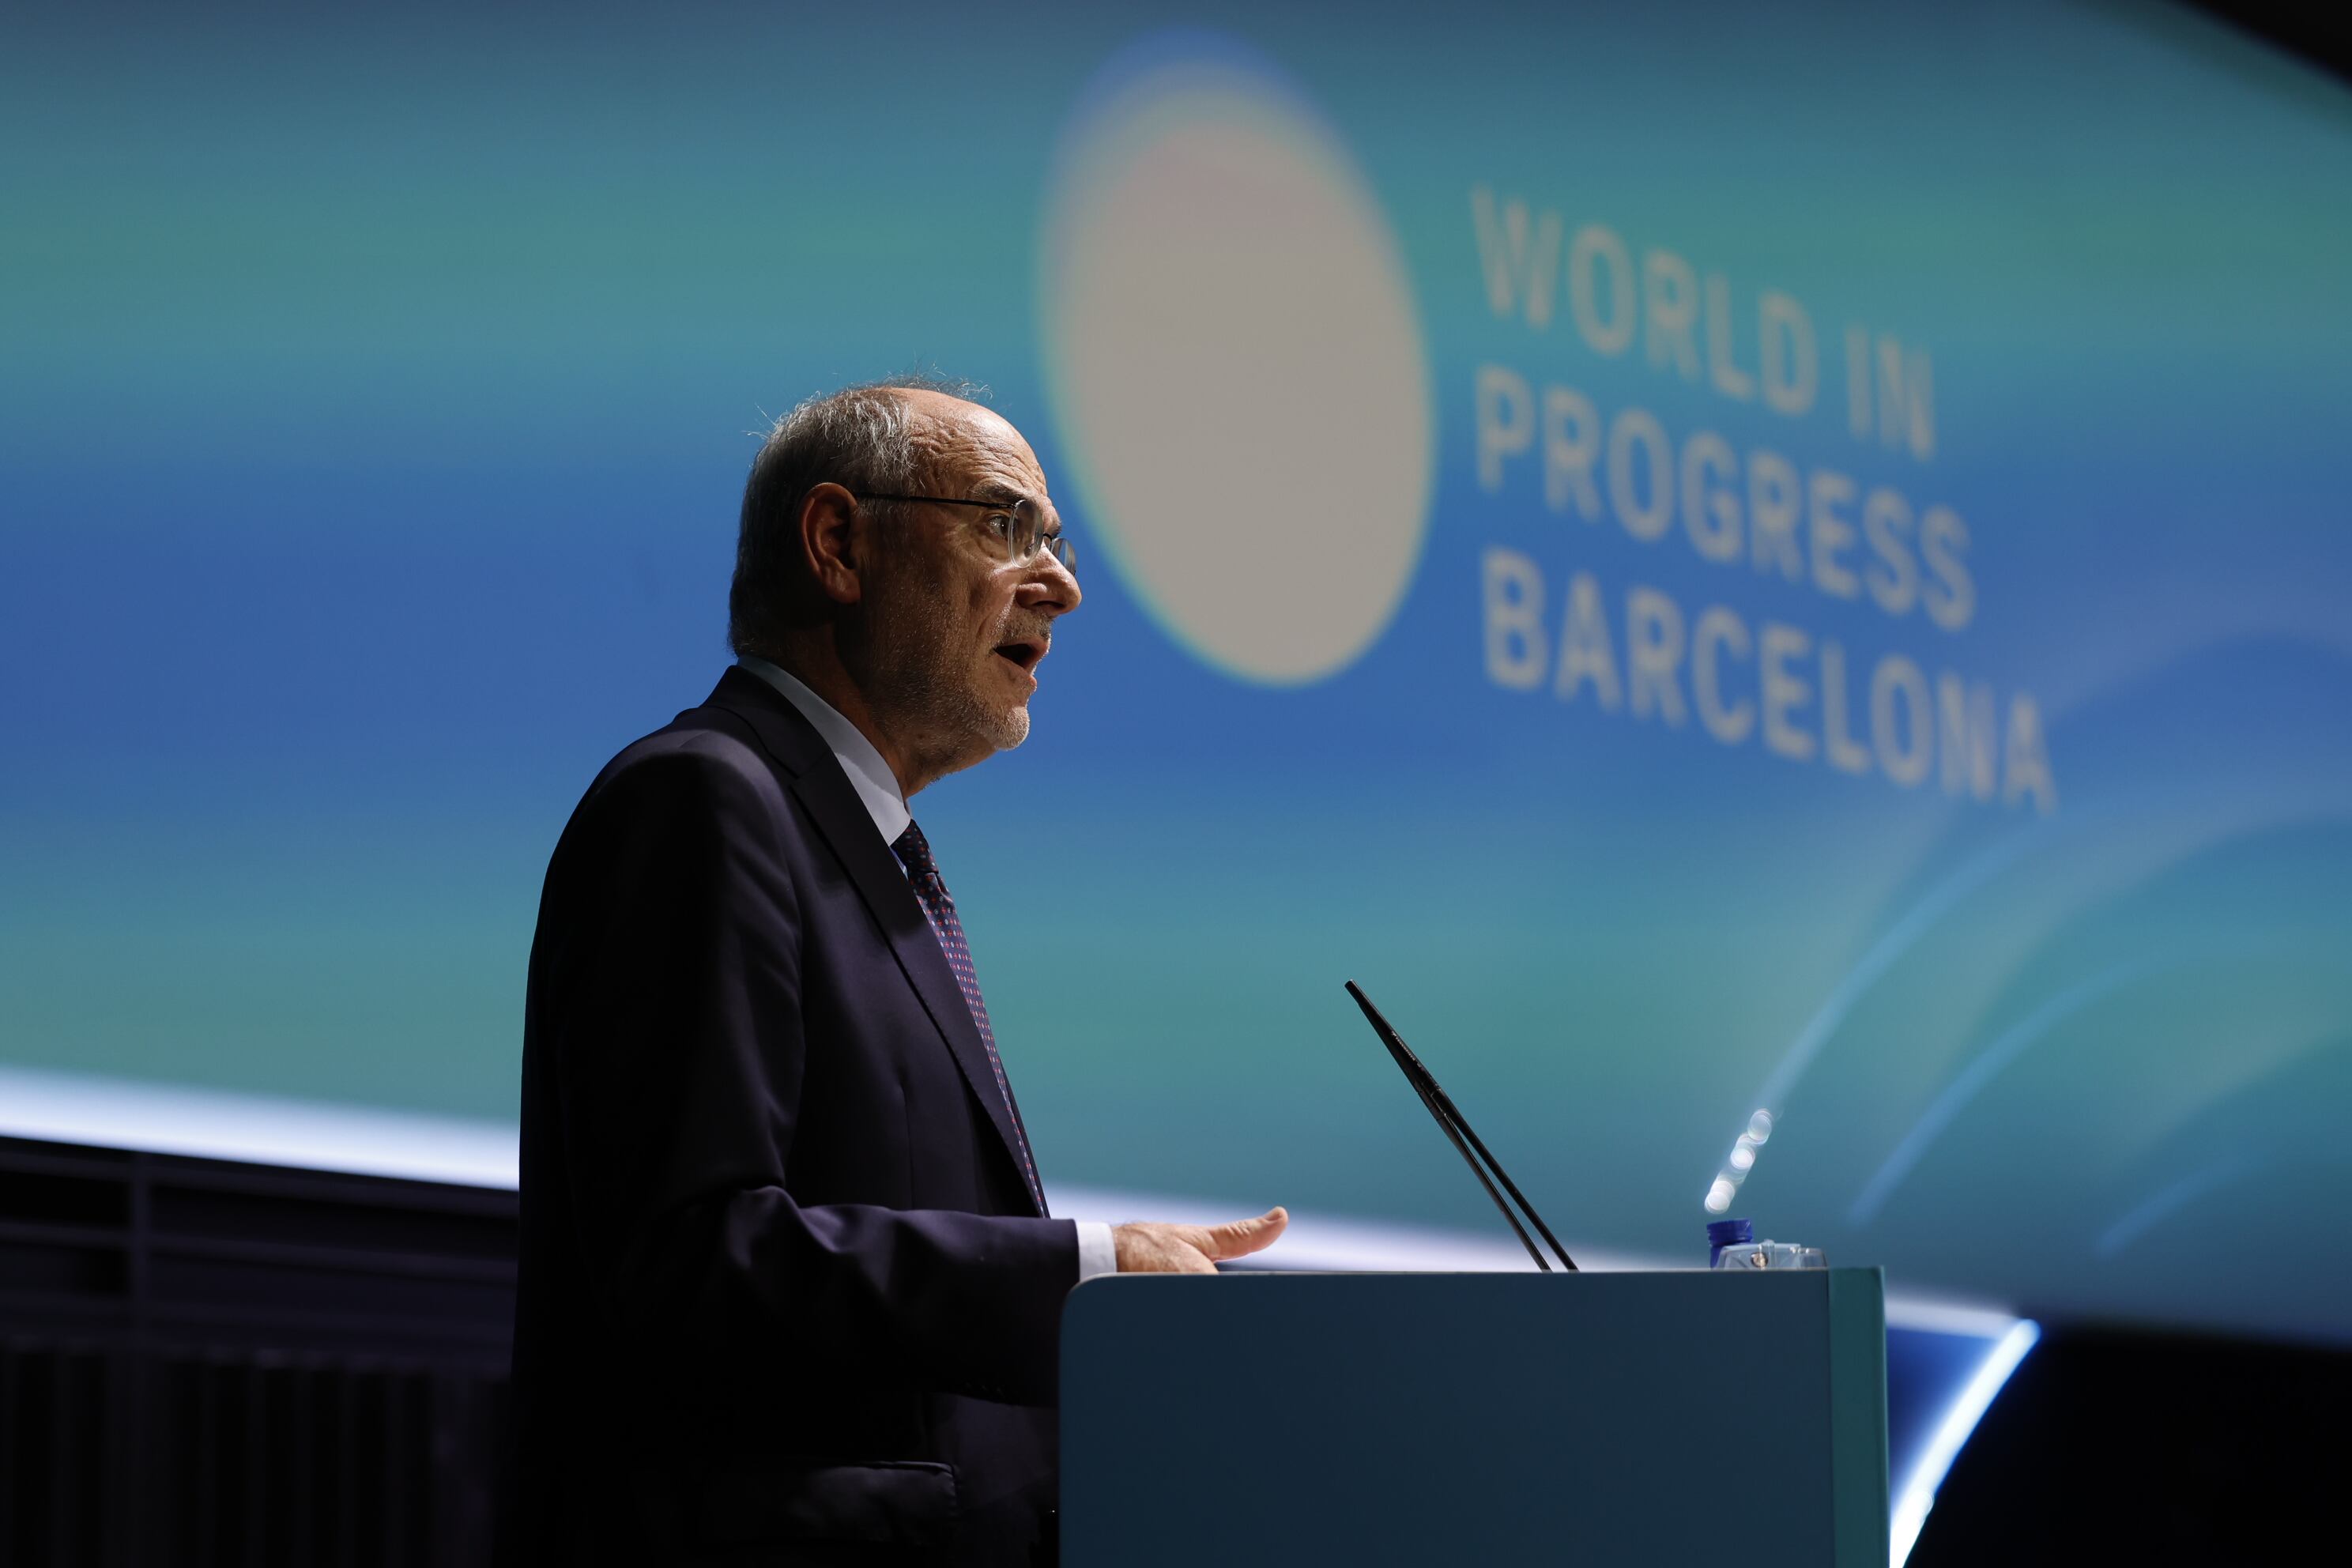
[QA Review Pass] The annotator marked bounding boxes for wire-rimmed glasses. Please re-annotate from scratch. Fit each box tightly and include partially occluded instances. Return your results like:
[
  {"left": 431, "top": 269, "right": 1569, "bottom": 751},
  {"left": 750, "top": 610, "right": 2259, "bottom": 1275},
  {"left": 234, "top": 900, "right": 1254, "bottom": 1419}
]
[{"left": 858, "top": 492, "right": 1076, "bottom": 571}]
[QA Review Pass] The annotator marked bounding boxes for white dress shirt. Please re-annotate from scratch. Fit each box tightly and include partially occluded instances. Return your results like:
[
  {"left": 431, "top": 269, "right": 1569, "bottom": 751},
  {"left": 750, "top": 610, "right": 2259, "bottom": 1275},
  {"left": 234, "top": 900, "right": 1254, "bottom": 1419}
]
[{"left": 737, "top": 657, "right": 1117, "bottom": 1284}]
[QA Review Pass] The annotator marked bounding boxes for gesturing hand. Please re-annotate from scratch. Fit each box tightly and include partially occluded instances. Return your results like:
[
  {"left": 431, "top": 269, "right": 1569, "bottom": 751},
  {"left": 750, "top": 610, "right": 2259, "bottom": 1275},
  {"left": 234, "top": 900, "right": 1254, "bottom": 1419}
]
[{"left": 1111, "top": 1208, "right": 1289, "bottom": 1274}]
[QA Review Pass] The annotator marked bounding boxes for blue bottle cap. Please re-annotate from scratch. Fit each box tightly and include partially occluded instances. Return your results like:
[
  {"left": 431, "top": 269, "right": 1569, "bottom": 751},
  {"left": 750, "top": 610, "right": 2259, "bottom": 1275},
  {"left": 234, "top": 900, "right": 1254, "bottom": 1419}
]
[{"left": 1707, "top": 1218, "right": 1754, "bottom": 1247}]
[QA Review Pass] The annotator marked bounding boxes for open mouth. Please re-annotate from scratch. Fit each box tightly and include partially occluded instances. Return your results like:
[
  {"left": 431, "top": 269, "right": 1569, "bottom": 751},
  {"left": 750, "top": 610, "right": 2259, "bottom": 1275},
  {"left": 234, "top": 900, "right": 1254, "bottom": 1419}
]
[{"left": 993, "top": 637, "right": 1047, "bottom": 674}]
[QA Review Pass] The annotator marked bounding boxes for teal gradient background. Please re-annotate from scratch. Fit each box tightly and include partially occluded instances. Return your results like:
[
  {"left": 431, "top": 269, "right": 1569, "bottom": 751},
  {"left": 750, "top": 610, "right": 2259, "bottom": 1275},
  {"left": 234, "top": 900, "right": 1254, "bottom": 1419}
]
[{"left": 4, "top": 1, "right": 2349, "bottom": 1340}]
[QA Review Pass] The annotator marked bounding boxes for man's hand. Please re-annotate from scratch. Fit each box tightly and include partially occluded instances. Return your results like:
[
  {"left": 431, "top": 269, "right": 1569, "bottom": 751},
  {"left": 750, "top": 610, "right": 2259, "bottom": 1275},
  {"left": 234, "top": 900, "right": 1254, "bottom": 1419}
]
[{"left": 1111, "top": 1208, "right": 1288, "bottom": 1274}]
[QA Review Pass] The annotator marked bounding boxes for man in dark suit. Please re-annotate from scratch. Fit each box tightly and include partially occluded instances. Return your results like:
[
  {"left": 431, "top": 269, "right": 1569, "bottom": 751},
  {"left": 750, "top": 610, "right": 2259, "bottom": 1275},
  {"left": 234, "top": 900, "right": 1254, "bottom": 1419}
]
[{"left": 505, "top": 379, "right": 1287, "bottom": 1566}]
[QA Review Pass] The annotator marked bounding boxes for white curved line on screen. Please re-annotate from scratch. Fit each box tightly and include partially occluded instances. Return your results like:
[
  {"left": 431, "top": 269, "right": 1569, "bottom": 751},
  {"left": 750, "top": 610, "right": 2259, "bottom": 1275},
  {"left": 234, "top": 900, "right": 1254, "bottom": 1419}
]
[
  {"left": 0, "top": 1064, "right": 2022, "bottom": 1338},
  {"left": 1848, "top": 950, "right": 2180, "bottom": 1227},
  {"left": 0, "top": 1064, "right": 521, "bottom": 1187},
  {"left": 1747, "top": 827, "right": 2047, "bottom": 1121},
  {"left": 1889, "top": 1321, "right": 2040, "bottom": 1568},
  {"left": 2094, "top": 1152, "right": 2264, "bottom": 1258}
]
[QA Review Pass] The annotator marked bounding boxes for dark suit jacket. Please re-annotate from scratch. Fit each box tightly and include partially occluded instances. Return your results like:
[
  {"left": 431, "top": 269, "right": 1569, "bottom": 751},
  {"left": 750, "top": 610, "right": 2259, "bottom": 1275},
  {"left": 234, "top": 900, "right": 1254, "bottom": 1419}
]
[{"left": 504, "top": 666, "right": 1078, "bottom": 1567}]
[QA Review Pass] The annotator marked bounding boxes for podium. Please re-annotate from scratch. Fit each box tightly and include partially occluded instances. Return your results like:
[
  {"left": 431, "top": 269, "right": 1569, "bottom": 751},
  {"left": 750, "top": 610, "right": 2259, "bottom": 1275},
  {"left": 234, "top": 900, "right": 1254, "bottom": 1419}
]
[{"left": 1061, "top": 1268, "right": 1887, "bottom": 1566}]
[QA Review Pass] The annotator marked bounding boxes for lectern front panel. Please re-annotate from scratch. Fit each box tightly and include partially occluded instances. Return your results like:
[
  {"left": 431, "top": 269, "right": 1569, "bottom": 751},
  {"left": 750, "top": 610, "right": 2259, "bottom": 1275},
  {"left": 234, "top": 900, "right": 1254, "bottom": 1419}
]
[{"left": 1060, "top": 1269, "right": 1887, "bottom": 1566}]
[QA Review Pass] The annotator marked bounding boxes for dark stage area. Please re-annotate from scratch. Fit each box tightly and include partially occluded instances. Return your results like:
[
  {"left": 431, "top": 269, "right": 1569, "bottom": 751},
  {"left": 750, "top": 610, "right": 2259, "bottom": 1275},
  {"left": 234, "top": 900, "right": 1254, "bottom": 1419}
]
[
  {"left": 5, "top": 1134, "right": 2346, "bottom": 1565},
  {"left": 1912, "top": 1321, "right": 2352, "bottom": 1566},
  {"left": 0, "top": 1136, "right": 511, "bottom": 1566}
]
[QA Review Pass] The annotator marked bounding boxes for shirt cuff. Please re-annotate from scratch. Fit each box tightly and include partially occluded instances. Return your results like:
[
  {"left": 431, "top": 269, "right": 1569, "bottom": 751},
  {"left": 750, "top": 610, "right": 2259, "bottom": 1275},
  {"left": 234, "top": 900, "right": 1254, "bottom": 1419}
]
[{"left": 1074, "top": 1220, "right": 1118, "bottom": 1282}]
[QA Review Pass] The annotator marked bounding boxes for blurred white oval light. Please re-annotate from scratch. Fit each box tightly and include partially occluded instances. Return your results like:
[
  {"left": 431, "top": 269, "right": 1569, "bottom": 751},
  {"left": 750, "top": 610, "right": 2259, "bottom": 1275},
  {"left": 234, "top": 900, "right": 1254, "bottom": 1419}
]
[
  {"left": 1705, "top": 1178, "right": 1736, "bottom": 1212},
  {"left": 1747, "top": 1109, "right": 1774, "bottom": 1143},
  {"left": 1729, "top": 1144, "right": 1756, "bottom": 1171},
  {"left": 1039, "top": 35, "right": 1434, "bottom": 684}
]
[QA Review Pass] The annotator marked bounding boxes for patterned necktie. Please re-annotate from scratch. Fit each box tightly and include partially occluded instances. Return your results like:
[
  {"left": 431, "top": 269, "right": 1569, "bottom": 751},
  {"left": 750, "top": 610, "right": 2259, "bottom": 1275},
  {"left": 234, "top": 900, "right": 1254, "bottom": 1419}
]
[{"left": 891, "top": 819, "right": 1045, "bottom": 1212}]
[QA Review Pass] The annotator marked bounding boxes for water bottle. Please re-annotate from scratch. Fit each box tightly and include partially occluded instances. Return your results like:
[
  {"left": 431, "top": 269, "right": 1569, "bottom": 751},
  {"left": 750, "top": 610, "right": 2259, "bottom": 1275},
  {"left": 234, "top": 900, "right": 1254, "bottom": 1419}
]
[{"left": 1707, "top": 1218, "right": 1826, "bottom": 1270}]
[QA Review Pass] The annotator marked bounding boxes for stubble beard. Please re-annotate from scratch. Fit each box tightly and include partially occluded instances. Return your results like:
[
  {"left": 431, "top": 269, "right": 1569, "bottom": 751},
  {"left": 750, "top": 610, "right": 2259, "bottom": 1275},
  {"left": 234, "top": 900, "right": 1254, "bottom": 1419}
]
[{"left": 854, "top": 571, "right": 1032, "bottom": 784}]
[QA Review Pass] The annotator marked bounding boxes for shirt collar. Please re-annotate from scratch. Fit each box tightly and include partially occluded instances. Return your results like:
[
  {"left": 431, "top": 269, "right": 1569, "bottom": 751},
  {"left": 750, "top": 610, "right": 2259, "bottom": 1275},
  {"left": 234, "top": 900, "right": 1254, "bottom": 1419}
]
[{"left": 736, "top": 656, "right": 912, "bottom": 846}]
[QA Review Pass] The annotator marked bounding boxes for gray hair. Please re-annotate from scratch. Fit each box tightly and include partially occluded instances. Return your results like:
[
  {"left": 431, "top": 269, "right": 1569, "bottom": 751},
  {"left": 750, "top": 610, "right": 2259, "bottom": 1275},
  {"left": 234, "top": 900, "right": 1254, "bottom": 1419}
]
[{"left": 727, "top": 372, "right": 987, "bottom": 658}]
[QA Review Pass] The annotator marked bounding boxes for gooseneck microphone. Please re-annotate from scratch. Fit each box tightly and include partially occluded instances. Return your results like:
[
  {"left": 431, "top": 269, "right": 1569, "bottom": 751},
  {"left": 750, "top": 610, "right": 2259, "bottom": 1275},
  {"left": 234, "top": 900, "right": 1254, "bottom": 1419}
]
[{"left": 1344, "top": 980, "right": 1578, "bottom": 1272}]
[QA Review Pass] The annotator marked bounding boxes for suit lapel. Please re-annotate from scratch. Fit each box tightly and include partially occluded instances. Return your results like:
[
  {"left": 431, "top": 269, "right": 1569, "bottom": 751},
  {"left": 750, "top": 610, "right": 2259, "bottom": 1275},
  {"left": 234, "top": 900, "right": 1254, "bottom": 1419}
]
[{"left": 703, "top": 668, "right": 1042, "bottom": 1217}]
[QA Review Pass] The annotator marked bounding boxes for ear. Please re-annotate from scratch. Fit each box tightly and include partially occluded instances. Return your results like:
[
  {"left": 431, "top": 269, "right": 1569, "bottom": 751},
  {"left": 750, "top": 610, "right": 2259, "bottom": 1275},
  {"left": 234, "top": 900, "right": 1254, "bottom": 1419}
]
[{"left": 798, "top": 482, "right": 865, "bottom": 606}]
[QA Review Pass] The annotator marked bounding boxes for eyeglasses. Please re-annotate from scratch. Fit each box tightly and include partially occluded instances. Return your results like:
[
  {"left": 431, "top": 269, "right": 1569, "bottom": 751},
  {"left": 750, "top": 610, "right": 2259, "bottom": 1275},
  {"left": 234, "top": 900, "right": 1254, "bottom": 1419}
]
[{"left": 858, "top": 492, "right": 1076, "bottom": 572}]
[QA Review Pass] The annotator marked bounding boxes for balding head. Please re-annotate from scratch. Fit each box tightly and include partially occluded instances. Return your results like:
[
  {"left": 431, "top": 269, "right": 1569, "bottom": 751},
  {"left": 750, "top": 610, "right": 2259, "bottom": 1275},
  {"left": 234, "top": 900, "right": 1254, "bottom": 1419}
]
[
  {"left": 729, "top": 375, "right": 984, "bottom": 657},
  {"left": 726, "top": 375, "right": 1079, "bottom": 796}
]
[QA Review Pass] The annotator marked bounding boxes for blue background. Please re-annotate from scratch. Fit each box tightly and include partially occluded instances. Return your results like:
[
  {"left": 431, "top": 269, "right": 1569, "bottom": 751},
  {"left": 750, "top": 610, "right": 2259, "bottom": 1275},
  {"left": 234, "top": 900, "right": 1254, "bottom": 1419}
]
[{"left": 4, "top": 0, "right": 2348, "bottom": 1342}]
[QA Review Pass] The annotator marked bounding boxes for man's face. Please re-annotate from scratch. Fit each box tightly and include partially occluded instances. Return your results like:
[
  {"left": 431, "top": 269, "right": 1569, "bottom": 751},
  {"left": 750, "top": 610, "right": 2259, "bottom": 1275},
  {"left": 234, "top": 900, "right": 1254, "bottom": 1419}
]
[{"left": 853, "top": 395, "right": 1081, "bottom": 782}]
